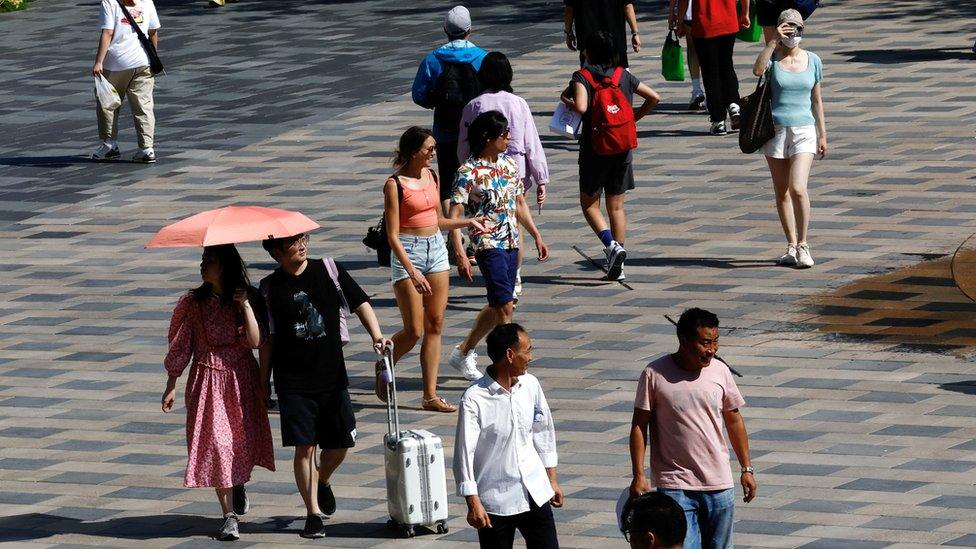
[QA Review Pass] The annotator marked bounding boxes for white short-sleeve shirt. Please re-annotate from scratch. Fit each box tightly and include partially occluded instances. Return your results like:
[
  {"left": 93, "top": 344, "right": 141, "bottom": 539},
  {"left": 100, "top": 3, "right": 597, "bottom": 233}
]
[{"left": 100, "top": 0, "right": 161, "bottom": 71}]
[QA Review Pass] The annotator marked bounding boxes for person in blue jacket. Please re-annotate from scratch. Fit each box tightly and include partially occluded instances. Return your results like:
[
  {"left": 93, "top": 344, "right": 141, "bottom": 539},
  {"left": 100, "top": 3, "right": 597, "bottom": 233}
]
[{"left": 412, "top": 5, "right": 488, "bottom": 215}]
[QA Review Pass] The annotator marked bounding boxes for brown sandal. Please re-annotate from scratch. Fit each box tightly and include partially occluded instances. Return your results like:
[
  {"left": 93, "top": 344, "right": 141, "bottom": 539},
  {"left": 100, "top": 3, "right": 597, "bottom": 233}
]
[{"left": 422, "top": 396, "right": 457, "bottom": 413}]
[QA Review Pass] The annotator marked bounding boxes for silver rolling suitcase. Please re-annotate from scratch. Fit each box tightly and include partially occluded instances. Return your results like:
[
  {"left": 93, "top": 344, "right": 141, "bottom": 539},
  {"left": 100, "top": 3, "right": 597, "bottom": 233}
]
[{"left": 380, "top": 345, "right": 450, "bottom": 537}]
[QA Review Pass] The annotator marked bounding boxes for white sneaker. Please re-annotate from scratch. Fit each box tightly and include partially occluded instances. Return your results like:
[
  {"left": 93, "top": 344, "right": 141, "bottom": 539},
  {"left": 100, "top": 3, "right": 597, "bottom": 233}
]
[
  {"left": 709, "top": 121, "right": 728, "bottom": 135},
  {"left": 604, "top": 241, "right": 627, "bottom": 281},
  {"left": 449, "top": 345, "right": 481, "bottom": 380},
  {"left": 91, "top": 141, "right": 120, "bottom": 160},
  {"left": 133, "top": 148, "right": 156, "bottom": 163},
  {"left": 616, "top": 267, "right": 626, "bottom": 281},
  {"left": 514, "top": 270, "right": 522, "bottom": 298},
  {"left": 728, "top": 103, "right": 741, "bottom": 130},
  {"left": 796, "top": 243, "right": 815, "bottom": 268},
  {"left": 777, "top": 245, "right": 798, "bottom": 266}
]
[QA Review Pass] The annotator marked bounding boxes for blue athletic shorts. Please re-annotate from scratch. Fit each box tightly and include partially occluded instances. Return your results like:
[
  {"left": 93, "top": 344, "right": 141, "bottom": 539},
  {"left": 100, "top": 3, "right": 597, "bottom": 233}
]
[{"left": 475, "top": 248, "right": 519, "bottom": 307}]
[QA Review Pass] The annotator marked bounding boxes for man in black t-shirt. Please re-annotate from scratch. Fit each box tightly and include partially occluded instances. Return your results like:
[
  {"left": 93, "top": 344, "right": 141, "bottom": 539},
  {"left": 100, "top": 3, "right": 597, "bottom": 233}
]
[
  {"left": 564, "top": 0, "right": 642, "bottom": 68},
  {"left": 259, "top": 233, "right": 391, "bottom": 539}
]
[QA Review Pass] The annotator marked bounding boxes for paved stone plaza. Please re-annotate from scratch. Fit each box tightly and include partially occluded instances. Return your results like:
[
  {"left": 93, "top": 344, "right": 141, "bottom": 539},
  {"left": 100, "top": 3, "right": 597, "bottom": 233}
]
[{"left": 1, "top": 0, "right": 976, "bottom": 547}]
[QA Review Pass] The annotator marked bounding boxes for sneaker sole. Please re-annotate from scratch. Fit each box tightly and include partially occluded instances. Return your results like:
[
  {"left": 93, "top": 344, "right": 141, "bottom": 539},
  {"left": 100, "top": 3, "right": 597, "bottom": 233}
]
[
  {"left": 729, "top": 113, "right": 741, "bottom": 130},
  {"left": 300, "top": 532, "right": 326, "bottom": 539},
  {"left": 606, "top": 249, "right": 626, "bottom": 281}
]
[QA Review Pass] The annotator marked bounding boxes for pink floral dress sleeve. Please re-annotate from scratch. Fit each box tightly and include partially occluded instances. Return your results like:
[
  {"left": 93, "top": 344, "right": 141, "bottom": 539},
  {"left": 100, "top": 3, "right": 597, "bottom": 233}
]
[{"left": 164, "top": 293, "right": 197, "bottom": 377}]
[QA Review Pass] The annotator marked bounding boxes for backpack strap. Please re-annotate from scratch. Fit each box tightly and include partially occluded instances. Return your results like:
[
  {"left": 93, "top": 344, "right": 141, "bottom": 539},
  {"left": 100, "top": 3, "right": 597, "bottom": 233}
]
[
  {"left": 577, "top": 68, "right": 599, "bottom": 89},
  {"left": 321, "top": 258, "right": 349, "bottom": 312},
  {"left": 610, "top": 67, "right": 625, "bottom": 87}
]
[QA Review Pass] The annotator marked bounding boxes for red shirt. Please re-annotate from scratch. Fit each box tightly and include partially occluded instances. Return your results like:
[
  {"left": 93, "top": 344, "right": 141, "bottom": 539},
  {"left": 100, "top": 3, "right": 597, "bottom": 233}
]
[{"left": 691, "top": 0, "right": 740, "bottom": 39}]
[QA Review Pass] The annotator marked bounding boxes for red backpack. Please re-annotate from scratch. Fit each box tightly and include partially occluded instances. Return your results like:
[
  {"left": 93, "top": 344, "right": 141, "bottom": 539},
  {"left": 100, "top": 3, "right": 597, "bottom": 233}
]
[{"left": 579, "top": 67, "right": 637, "bottom": 156}]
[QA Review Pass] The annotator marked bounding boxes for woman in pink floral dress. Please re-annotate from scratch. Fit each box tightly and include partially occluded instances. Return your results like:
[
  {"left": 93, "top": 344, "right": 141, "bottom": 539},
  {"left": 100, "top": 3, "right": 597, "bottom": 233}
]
[{"left": 162, "top": 244, "right": 275, "bottom": 541}]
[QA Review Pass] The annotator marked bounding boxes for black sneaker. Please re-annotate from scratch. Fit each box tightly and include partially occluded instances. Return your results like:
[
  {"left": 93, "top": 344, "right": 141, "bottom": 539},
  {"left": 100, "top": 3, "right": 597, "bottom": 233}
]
[
  {"left": 216, "top": 512, "right": 239, "bottom": 541},
  {"left": 710, "top": 121, "right": 728, "bottom": 136},
  {"left": 688, "top": 94, "right": 705, "bottom": 111},
  {"left": 232, "top": 484, "right": 249, "bottom": 515},
  {"left": 317, "top": 482, "right": 336, "bottom": 515},
  {"left": 300, "top": 513, "right": 327, "bottom": 538}
]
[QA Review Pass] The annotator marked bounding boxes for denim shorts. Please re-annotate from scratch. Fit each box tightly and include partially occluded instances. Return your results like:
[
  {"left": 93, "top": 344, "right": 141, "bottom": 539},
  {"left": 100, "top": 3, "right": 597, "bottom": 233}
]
[
  {"left": 657, "top": 488, "right": 735, "bottom": 549},
  {"left": 391, "top": 232, "right": 450, "bottom": 284}
]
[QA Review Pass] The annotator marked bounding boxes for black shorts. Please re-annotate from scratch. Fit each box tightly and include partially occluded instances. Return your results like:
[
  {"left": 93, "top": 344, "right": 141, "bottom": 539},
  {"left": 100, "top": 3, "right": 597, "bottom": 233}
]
[
  {"left": 579, "top": 152, "right": 635, "bottom": 197},
  {"left": 435, "top": 140, "right": 460, "bottom": 202},
  {"left": 277, "top": 389, "right": 357, "bottom": 449}
]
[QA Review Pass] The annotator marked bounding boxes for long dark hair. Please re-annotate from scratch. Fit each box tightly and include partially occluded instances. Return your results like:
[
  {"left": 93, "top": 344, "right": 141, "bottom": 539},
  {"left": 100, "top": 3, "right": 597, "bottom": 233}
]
[
  {"left": 584, "top": 30, "right": 618, "bottom": 67},
  {"left": 392, "top": 126, "right": 434, "bottom": 170},
  {"left": 192, "top": 244, "right": 251, "bottom": 307},
  {"left": 466, "top": 111, "right": 508, "bottom": 158},
  {"left": 478, "top": 52, "right": 514, "bottom": 93}
]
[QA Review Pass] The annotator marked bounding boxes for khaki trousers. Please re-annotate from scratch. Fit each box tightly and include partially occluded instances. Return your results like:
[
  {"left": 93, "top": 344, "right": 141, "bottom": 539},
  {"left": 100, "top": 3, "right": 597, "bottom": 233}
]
[{"left": 97, "top": 66, "right": 155, "bottom": 149}]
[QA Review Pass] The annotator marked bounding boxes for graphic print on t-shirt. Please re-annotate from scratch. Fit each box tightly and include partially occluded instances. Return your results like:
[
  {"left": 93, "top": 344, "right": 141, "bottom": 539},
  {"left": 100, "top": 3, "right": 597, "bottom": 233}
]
[
  {"left": 291, "top": 291, "right": 326, "bottom": 340},
  {"left": 121, "top": 6, "right": 144, "bottom": 25}
]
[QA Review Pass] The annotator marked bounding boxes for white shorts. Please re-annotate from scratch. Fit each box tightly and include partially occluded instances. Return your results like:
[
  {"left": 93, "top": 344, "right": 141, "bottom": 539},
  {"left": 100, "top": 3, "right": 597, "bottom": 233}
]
[{"left": 763, "top": 125, "right": 817, "bottom": 159}]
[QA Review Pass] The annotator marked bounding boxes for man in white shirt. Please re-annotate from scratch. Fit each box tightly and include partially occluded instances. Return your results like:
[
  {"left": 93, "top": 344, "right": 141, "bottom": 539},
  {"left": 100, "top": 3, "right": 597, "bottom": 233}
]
[{"left": 453, "top": 323, "right": 563, "bottom": 549}]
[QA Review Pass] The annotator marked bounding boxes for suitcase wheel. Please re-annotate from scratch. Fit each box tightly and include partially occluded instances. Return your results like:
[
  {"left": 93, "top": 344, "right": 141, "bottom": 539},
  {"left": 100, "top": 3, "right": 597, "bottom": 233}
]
[
  {"left": 436, "top": 521, "right": 449, "bottom": 534},
  {"left": 386, "top": 519, "right": 398, "bottom": 530},
  {"left": 405, "top": 526, "right": 416, "bottom": 538}
]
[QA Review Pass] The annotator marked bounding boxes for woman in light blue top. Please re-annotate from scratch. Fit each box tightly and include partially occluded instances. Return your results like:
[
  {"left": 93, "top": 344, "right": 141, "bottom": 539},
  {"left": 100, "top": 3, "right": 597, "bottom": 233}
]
[{"left": 753, "top": 9, "right": 826, "bottom": 269}]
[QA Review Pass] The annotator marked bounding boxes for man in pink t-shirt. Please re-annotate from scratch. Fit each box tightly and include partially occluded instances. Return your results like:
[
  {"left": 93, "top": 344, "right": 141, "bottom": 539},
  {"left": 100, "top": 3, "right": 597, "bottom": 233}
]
[{"left": 629, "top": 308, "right": 756, "bottom": 549}]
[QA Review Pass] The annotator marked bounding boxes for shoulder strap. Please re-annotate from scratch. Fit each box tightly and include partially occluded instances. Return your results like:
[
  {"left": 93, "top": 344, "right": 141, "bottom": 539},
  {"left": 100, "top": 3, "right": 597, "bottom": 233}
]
[
  {"left": 390, "top": 175, "right": 404, "bottom": 203},
  {"left": 577, "top": 68, "right": 599, "bottom": 89},
  {"left": 321, "top": 258, "right": 349, "bottom": 312},
  {"left": 114, "top": 0, "right": 154, "bottom": 58},
  {"left": 611, "top": 67, "right": 625, "bottom": 87}
]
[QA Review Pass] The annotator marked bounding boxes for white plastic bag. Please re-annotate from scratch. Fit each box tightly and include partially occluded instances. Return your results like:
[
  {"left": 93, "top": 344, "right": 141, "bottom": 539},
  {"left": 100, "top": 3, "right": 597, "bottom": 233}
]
[
  {"left": 94, "top": 75, "right": 121, "bottom": 110},
  {"left": 549, "top": 101, "right": 582, "bottom": 139}
]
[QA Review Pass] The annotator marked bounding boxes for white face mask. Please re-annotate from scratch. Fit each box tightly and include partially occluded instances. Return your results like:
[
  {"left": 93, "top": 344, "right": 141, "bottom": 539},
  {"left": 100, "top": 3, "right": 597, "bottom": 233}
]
[{"left": 781, "top": 35, "right": 802, "bottom": 48}]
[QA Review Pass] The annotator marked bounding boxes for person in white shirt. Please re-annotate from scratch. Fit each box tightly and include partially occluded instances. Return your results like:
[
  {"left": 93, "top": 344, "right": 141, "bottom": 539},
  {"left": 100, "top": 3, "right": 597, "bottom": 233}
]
[
  {"left": 91, "top": 0, "right": 161, "bottom": 163},
  {"left": 453, "top": 323, "right": 563, "bottom": 549}
]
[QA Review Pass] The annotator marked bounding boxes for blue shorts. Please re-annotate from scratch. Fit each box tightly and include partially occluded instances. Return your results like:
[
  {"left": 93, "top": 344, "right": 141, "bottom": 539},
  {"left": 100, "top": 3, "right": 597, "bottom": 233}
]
[
  {"left": 476, "top": 248, "right": 519, "bottom": 307},
  {"left": 391, "top": 232, "right": 450, "bottom": 284}
]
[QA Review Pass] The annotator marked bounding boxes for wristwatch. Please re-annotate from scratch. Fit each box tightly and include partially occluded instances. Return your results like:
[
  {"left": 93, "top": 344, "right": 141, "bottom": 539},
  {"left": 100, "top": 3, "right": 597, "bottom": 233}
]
[{"left": 741, "top": 466, "right": 755, "bottom": 474}]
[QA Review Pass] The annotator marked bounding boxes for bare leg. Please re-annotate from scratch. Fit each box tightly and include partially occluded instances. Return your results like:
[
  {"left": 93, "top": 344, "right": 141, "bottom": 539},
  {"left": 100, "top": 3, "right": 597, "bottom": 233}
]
[
  {"left": 459, "top": 303, "right": 514, "bottom": 354},
  {"left": 788, "top": 153, "right": 814, "bottom": 244},
  {"left": 294, "top": 446, "right": 321, "bottom": 515},
  {"left": 318, "top": 448, "right": 347, "bottom": 486},
  {"left": 605, "top": 193, "right": 627, "bottom": 246},
  {"left": 420, "top": 271, "right": 449, "bottom": 400},
  {"left": 686, "top": 22, "right": 701, "bottom": 79},
  {"left": 580, "top": 191, "right": 608, "bottom": 236},
  {"left": 215, "top": 487, "right": 233, "bottom": 515},
  {"left": 391, "top": 279, "right": 423, "bottom": 364},
  {"left": 766, "top": 156, "right": 796, "bottom": 244}
]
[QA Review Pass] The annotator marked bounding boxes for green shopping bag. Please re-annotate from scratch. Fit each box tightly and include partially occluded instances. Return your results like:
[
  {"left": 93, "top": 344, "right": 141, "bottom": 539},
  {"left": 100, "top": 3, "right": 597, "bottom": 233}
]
[
  {"left": 737, "top": 0, "right": 763, "bottom": 42},
  {"left": 661, "top": 30, "right": 685, "bottom": 82}
]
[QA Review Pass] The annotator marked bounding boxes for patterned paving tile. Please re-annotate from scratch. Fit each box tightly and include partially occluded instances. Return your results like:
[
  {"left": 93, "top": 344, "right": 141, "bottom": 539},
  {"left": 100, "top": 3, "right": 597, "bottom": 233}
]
[{"left": 2, "top": 0, "right": 976, "bottom": 547}]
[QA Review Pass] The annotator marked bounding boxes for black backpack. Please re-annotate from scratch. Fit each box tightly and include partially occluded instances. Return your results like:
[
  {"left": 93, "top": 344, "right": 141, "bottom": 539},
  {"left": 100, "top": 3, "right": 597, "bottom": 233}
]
[{"left": 432, "top": 61, "right": 481, "bottom": 135}]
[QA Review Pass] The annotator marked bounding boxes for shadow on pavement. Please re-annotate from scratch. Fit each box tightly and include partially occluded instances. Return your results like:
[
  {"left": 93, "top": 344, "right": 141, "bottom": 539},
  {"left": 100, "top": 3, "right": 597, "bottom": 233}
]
[
  {"left": 939, "top": 380, "right": 976, "bottom": 396},
  {"left": 623, "top": 257, "right": 776, "bottom": 269},
  {"left": 0, "top": 155, "right": 93, "bottom": 168},
  {"left": 0, "top": 513, "right": 402, "bottom": 542},
  {"left": 839, "top": 47, "right": 975, "bottom": 64}
]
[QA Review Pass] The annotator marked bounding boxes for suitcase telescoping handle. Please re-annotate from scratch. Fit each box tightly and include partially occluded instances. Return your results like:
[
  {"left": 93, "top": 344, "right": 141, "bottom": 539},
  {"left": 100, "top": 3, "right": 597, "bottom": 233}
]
[{"left": 381, "top": 343, "right": 401, "bottom": 441}]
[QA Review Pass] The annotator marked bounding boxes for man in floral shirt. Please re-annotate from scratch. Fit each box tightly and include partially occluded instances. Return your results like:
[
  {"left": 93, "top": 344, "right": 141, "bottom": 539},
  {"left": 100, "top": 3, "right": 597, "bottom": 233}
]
[{"left": 447, "top": 110, "right": 549, "bottom": 379}]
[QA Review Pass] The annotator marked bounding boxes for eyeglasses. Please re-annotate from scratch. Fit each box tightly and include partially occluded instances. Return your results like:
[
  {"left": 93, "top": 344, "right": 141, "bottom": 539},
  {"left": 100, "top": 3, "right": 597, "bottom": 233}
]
[
  {"left": 284, "top": 233, "right": 309, "bottom": 248},
  {"left": 496, "top": 128, "right": 511, "bottom": 140}
]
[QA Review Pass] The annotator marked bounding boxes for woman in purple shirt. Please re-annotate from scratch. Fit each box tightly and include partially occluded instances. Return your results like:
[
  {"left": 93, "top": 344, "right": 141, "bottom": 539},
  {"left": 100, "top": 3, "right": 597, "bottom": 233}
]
[{"left": 458, "top": 52, "right": 549, "bottom": 301}]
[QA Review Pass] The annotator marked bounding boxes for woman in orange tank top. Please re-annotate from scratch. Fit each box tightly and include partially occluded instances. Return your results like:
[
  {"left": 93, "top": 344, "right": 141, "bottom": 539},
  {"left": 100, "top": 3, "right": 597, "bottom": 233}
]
[{"left": 381, "top": 127, "right": 486, "bottom": 412}]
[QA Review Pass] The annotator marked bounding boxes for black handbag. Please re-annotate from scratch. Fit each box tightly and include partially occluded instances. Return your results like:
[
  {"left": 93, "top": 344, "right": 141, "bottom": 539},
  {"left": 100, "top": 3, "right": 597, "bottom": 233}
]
[
  {"left": 115, "top": 0, "right": 164, "bottom": 75},
  {"left": 738, "top": 67, "right": 775, "bottom": 154}
]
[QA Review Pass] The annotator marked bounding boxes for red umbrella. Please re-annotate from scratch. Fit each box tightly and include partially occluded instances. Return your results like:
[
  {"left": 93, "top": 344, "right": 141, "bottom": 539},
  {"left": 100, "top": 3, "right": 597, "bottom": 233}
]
[{"left": 146, "top": 205, "right": 320, "bottom": 248}]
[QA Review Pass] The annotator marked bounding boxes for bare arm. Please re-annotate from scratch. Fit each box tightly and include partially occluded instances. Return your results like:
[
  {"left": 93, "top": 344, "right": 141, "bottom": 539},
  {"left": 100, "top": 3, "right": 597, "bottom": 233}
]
[
  {"left": 547, "top": 467, "right": 563, "bottom": 507},
  {"left": 148, "top": 28, "right": 158, "bottom": 48},
  {"left": 811, "top": 81, "right": 827, "bottom": 159},
  {"left": 629, "top": 408, "right": 653, "bottom": 496},
  {"left": 567, "top": 81, "right": 588, "bottom": 115},
  {"left": 667, "top": 0, "right": 679, "bottom": 28},
  {"left": 633, "top": 82, "right": 661, "bottom": 122},
  {"left": 257, "top": 341, "right": 272, "bottom": 405},
  {"left": 676, "top": 0, "right": 690, "bottom": 36},
  {"left": 93, "top": 28, "right": 113, "bottom": 76},
  {"left": 563, "top": 6, "right": 576, "bottom": 51},
  {"left": 723, "top": 409, "right": 757, "bottom": 502},
  {"left": 624, "top": 4, "right": 641, "bottom": 52},
  {"left": 239, "top": 298, "right": 261, "bottom": 348},
  {"left": 515, "top": 195, "right": 549, "bottom": 261}
]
